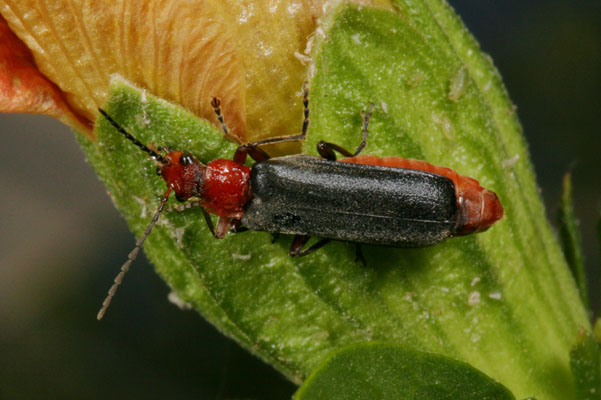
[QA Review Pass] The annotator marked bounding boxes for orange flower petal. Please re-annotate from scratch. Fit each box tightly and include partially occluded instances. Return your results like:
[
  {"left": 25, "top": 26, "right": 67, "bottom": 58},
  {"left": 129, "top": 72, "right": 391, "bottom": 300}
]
[
  {"left": 0, "top": 1, "right": 248, "bottom": 140},
  {"left": 0, "top": 15, "right": 92, "bottom": 136},
  {"left": 0, "top": 1, "right": 394, "bottom": 144}
]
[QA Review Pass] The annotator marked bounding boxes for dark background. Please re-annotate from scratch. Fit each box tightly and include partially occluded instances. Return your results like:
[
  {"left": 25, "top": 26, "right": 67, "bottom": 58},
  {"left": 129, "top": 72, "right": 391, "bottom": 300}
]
[{"left": 1, "top": 1, "right": 599, "bottom": 398}]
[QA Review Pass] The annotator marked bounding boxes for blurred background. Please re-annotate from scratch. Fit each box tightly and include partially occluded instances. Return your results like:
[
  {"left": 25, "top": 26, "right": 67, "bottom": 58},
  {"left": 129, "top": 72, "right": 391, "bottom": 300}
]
[{"left": 1, "top": 1, "right": 599, "bottom": 398}]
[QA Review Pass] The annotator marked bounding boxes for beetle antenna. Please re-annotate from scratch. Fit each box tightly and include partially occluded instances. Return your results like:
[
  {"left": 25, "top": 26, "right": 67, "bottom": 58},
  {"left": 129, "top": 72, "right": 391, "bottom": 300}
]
[
  {"left": 97, "top": 187, "right": 173, "bottom": 320},
  {"left": 98, "top": 108, "right": 168, "bottom": 165}
]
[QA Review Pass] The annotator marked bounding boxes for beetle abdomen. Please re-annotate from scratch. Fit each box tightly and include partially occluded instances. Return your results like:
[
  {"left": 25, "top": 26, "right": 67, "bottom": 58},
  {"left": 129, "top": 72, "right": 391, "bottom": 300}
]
[
  {"left": 242, "top": 155, "right": 458, "bottom": 246},
  {"left": 341, "top": 155, "right": 504, "bottom": 235}
]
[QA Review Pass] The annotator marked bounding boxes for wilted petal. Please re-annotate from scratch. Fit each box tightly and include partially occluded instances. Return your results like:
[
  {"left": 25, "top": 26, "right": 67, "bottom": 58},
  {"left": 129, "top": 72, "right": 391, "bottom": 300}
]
[
  {"left": 0, "top": 15, "right": 92, "bottom": 136},
  {"left": 0, "top": 0, "right": 335, "bottom": 143}
]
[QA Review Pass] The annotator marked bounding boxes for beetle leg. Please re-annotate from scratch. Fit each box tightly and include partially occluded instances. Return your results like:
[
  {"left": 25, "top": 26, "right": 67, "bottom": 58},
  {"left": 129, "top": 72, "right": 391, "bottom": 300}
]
[
  {"left": 165, "top": 200, "right": 202, "bottom": 214},
  {"left": 233, "top": 144, "right": 271, "bottom": 164},
  {"left": 215, "top": 217, "right": 233, "bottom": 239},
  {"left": 353, "top": 102, "right": 375, "bottom": 156},
  {"left": 301, "top": 81, "right": 310, "bottom": 138},
  {"left": 354, "top": 244, "right": 367, "bottom": 267},
  {"left": 211, "top": 96, "right": 272, "bottom": 164},
  {"left": 289, "top": 235, "right": 331, "bottom": 257},
  {"left": 199, "top": 210, "right": 236, "bottom": 240},
  {"left": 229, "top": 219, "right": 249, "bottom": 233},
  {"left": 315, "top": 103, "right": 375, "bottom": 161},
  {"left": 215, "top": 217, "right": 232, "bottom": 239},
  {"left": 200, "top": 210, "right": 234, "bottom": 239},
  {"left": 234, "top": 83, "right": 311, "bottom": 163},
  {"left": 316, "top": 141, "right": 353, "bottom": 161},
  {"left": 201, "top": 209, "right": 218, "bottom": 238}
]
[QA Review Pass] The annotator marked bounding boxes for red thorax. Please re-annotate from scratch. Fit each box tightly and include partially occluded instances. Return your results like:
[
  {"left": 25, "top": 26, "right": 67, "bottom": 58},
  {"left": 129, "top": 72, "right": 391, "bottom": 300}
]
[{"left": 160, "top": 151, "right": 252, "bottom": 219}]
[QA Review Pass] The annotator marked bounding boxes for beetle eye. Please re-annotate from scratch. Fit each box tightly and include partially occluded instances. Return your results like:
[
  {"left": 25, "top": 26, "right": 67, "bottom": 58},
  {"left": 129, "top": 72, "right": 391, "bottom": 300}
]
[
  {"left": 180, "top": 154, "right": 194, "bottom": 166},
  {"left": 155, "top": 166, "right": 162, "bottom": 176}
]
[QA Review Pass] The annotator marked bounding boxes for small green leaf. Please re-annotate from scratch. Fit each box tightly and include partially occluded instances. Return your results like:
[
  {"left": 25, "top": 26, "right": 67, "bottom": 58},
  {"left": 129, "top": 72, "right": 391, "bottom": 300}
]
[
  {"left": 558, "top": 172, "right": 587, "bottom": 307},
  {"left": 570, "top": 331, "right": 601, "bottom": 400},
  {"left": 293, "top": 342, "right": 516, "bottom": 400}
]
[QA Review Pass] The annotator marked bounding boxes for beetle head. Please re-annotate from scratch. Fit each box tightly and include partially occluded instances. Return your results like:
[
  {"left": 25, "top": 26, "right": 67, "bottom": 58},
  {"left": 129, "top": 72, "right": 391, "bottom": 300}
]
[{"left": 160, "top": 151, "right": 206, "bottom": 202}]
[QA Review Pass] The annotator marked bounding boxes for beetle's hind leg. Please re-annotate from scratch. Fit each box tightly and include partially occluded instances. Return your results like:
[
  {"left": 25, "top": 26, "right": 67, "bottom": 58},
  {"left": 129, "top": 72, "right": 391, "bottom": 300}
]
[
  {"left": 354, "top": 102, "right": 375, "bottom": 156},
  {"left": 316, "top": 141, "right": 354, "bottom": 161},
  {"left": 317, "top": 102, "right": 375, "bottom": 161},
  {"left": 289, "top": 236, "right": 366, "bottom": 265},
  {"left": 289, "top": 235, "right": 331, "bottom": 257},
  {"left": 354, "top": 244, "right": 367, "bottom": 267}
]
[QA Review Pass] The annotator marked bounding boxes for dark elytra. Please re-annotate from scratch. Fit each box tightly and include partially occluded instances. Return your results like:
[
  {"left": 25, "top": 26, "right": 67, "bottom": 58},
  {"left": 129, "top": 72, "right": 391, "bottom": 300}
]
[{"left": 242, "top": 155, "right": 458, "bottom": 247}]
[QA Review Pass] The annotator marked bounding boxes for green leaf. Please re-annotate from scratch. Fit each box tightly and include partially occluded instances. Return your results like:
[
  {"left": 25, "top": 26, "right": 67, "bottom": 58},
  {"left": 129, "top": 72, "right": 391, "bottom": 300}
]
[
  {"left": 293, "top": 342, "right": 516, "bottom": 400},
  {"left": 558, "top": 172, "right": 587, "bottom": 307},
  {"left": 570, "top": 331, "right": 601, "bottom": 400},
  {"left": 78, "top": 2, "right": 590, "bottom": 399}
]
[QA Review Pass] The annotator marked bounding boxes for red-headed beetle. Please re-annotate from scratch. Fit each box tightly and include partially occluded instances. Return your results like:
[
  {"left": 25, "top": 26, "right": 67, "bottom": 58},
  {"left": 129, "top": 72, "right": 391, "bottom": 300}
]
[{"left": 96, "top": 84, "right": 503, "bottom": 319}]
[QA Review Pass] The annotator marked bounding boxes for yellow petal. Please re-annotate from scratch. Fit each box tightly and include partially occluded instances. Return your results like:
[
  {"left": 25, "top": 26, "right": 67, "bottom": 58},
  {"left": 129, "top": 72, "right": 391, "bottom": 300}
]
[
  {"left": 0, "top": 1, "right": 246, "bottom": 140},
  {"left": 0, "top": 0, "right": 326, "bottom": 143},
  {"left": 0, "top": 1, "right": 393, "bottom": 144}
]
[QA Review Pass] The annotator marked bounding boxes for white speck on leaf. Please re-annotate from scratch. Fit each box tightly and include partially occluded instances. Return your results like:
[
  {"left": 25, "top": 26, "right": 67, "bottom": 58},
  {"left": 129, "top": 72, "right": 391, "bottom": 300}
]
[
  {"left": 381, "top": 101, "right": 388, "bottom": 114},
  {"left": 468, "top": 291, "right": 481, "bottom": 306},
  {"left": 432, "top": 113, "right": 454, "bottom": 140},
  {"left": 174, "top": 227, "right": 185, "bottom": 248},
  {"left": 168, "top": 291, "right": 192, "bottom": 310},
  {"left": 448, "top": 66, "right": 467, "bottom": 101},
  {"left": 134, "top": 196, "right": 148, "bottom": 218},
  {"left": 232, "top": 252, "right": 252, "bottom": 261},
  {"left": 502, "top": 153, "right": 520, "bottom": 168},
  {"left": 489, "top": 292, "right": 503, "bottom": 300}
]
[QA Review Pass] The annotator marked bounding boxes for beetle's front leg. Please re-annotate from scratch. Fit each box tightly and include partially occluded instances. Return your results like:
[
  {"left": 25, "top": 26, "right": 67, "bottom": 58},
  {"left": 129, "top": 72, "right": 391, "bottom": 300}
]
[{"left": 316, "top": 141, "right": 354, "bottom": 161}]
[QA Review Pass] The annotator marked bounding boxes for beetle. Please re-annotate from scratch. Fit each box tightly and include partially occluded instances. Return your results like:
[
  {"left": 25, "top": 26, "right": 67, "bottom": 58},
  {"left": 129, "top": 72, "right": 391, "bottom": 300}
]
[{"left": 96, "top": 83, "right": 503, "bottom": 319}]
